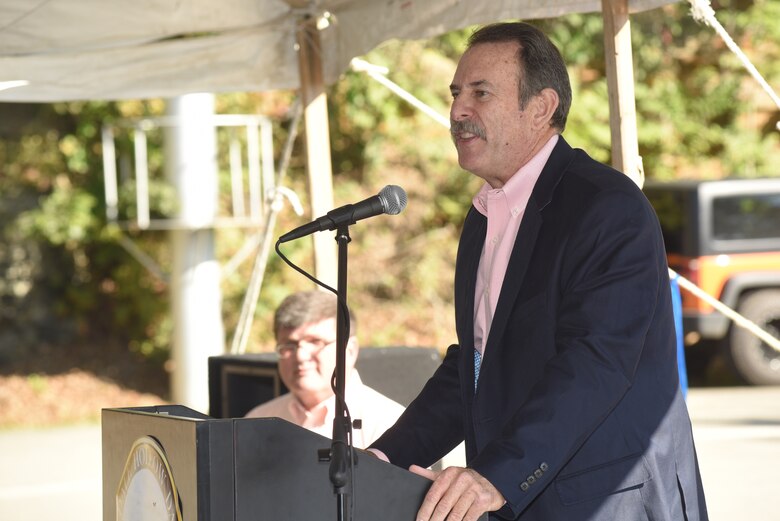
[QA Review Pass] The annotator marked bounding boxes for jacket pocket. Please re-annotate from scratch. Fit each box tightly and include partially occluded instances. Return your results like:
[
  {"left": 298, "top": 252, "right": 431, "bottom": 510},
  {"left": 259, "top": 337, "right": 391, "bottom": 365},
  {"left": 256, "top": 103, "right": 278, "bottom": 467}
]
[{"left": 554, "top": 454, "right": 651, "bottom": 506}]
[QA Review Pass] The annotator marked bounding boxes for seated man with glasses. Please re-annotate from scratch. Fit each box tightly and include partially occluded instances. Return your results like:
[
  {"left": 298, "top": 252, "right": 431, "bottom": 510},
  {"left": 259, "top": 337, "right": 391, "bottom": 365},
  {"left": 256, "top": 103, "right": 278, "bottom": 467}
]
[{"left": 245, "top": 290, "right": 405, "bottom": 448}]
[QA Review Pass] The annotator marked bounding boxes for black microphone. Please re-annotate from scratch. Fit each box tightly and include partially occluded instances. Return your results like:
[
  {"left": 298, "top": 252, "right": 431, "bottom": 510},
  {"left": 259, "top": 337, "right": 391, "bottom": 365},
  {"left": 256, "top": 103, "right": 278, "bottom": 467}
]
[{"left": 278, "top": 185, "right": 407, "bottom": 243}]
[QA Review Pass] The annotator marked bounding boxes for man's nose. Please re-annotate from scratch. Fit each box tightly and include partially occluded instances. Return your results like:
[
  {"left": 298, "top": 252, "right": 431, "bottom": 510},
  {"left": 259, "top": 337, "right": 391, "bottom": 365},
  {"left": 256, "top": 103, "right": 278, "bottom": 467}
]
[
  {"left": 450, "top": 96, "right": 472, "bottom": 122},
  {"left": 294, "top": 345, "right": 313, "bottom": 361}
]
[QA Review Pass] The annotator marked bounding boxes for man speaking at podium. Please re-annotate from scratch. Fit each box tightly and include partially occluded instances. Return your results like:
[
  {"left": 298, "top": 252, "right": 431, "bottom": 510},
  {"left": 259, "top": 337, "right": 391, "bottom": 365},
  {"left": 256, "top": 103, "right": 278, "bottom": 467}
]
[
  {"left": 245, "top": 290, "right": 404, "bottom": 448},
  {"left": 369, "top": 22, "right": 708, "bottom": 521}
]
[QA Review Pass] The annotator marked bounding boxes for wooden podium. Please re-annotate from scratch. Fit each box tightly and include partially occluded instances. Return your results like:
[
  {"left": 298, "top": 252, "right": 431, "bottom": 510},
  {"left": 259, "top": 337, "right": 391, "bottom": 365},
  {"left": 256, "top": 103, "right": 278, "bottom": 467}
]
[{"left": 103, "top": 405, "right": 486, "bottom": 521}]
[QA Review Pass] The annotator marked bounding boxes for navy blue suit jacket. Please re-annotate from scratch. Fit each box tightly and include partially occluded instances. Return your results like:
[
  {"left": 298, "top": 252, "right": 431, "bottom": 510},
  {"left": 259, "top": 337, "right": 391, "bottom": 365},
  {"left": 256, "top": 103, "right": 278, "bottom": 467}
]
[{"left": 371, "top": 137, "right": 708, "bottom": 520}]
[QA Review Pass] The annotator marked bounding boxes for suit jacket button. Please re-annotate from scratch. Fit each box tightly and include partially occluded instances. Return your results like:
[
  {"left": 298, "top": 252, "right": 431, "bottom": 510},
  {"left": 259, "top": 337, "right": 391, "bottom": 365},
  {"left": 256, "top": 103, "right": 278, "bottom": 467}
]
[
  {"left": 540, "top": 462, "right": 549, "bottom": 471},
  {"left": 527, "top": 475, "right": 536, "bottom": 485},
  {"left": 520, "top": 481, "right": 529, "bottom": 491},
  {"left": 534, "top": 469, "right": 543, "bottom": 479}
]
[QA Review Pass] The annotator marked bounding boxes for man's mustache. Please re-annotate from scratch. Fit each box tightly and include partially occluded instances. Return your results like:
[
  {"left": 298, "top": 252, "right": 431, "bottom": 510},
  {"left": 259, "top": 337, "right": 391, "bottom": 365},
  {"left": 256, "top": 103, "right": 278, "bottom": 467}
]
[{"left": 450, "top": 119, "right": 487, "bottom": 141}]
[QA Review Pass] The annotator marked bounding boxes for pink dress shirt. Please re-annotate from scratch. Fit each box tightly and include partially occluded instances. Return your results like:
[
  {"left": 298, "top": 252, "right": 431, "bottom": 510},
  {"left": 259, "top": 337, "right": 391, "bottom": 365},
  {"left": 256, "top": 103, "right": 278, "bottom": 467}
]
[{"left": 472, "top": 135, "right": 558, "bottom": 358}]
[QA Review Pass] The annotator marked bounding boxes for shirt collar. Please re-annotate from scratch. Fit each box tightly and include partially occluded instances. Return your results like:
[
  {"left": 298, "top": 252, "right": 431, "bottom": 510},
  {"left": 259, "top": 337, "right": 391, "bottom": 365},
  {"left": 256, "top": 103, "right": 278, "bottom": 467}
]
[
  {"left": 288, "top": 371, "right": 364, "bottom": 427},
  {"left": 473, "top": 134, "right": 559, "bottom": 217}
]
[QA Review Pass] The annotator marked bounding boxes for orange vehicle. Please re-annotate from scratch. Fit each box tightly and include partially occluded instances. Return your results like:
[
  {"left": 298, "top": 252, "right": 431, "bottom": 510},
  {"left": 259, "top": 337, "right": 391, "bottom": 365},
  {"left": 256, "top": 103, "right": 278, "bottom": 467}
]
[{"left": 644, "top": 178, "right": 780, "bottom": 385}]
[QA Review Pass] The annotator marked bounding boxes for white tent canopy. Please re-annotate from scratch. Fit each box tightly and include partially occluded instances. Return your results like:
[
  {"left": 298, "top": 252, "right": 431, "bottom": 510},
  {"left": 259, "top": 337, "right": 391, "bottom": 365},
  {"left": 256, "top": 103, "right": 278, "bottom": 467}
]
[{"left": 1, "top": 0, "right": 673, "bottom": 102}]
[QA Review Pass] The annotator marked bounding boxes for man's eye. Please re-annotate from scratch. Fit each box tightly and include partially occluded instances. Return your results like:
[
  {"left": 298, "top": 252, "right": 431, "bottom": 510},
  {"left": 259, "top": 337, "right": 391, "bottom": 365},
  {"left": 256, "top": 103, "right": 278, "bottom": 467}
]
[{"left": 476, "top": 90, "right": 489, "bottom": 98}]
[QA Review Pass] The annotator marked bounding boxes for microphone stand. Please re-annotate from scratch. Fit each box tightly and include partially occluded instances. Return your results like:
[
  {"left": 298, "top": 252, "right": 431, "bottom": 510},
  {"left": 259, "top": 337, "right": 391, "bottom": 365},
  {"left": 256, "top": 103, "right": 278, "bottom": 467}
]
[{"left": 329, "top": 223, "right": 354, "bottom": 521}]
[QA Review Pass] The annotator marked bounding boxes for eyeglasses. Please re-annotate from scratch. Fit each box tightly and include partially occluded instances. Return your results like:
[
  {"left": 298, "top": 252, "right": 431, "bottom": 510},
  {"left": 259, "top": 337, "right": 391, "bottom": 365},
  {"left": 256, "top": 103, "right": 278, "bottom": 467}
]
[{"left": 275, "top": 337, "right": 337, "bottom": 358}]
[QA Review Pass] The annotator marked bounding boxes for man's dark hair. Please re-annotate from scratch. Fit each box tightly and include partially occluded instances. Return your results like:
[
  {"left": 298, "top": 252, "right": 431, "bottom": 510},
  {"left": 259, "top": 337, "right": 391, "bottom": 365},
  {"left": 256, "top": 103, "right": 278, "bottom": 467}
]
[
  {"left": 274, "top": 290, "right": 357, "bottom": 339},
  {"left": 468, "top": 22, "right": 572, "bottom": 131}
]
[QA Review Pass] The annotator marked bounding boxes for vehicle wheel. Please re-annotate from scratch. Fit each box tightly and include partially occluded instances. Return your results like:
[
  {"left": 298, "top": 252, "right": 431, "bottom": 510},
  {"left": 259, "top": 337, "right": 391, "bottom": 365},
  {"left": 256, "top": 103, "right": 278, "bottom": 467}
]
[{"left": 726, "top": 290, "right": 780, "bottom": 385}]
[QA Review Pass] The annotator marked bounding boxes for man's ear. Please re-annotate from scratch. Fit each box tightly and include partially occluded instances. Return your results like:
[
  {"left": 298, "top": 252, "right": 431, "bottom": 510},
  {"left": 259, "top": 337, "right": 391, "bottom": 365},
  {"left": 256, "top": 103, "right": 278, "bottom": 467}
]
[
  {"left": 346, "top": 337, "right": 360, "bottom": 366},
  {"left": 531, "top": 88, "right": 559, "bottom": 129}
]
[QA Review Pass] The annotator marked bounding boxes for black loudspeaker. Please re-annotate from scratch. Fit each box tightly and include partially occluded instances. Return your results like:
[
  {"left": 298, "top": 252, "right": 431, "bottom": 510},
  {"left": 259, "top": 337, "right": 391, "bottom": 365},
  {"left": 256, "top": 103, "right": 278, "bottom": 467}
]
[
  {"left": 208, "top": 346, "right": 442, "bottom": 419},
  {"left": 208, "top": 353, "right": 283, "bottom": 419},
  {"left": 355, "top": 346, "right": 441, "bottom": 407}
]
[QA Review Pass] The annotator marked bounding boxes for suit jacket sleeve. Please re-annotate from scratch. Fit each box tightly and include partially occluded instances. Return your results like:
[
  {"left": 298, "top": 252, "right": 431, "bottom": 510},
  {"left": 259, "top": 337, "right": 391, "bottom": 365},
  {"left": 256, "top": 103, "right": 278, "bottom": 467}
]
[{"left": 369, "top": 341, "right": 465, "bottom": 469}]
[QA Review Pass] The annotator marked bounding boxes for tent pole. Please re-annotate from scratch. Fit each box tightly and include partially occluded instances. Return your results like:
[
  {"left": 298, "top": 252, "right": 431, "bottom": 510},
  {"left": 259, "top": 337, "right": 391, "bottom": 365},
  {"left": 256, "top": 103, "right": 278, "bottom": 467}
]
[
  {"left": 296, "top": 15, "right": 337, "bottom": 287},
  {"left": 601, "top": 0, "right": 644, "bottom": 187}
]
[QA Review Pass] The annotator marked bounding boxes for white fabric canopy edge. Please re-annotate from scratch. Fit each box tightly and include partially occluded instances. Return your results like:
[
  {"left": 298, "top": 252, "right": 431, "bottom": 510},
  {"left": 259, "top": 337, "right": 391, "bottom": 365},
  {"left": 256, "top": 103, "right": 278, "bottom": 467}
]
[{"left": 0, "top": 0, "right": 676, "bottom": 102}]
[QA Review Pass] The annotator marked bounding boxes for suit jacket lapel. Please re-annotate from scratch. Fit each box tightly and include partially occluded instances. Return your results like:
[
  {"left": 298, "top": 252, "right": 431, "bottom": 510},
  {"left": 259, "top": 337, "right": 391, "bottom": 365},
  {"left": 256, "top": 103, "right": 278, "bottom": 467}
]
[{"left": 456, "top": 207, "right": 486, "bottom": 353}]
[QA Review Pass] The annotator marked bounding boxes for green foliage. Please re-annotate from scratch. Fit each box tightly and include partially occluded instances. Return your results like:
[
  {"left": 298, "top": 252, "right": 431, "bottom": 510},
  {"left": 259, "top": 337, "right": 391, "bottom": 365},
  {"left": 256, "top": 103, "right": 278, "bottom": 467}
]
[
  {"left": 537, "top": 3, "right": 780, "bottom": 180},
  {"left": 631, "top": 2, "right": 780, "bottom": 178},
  {"left": 17, "top": 180, "right": 99, "bottom": 246},
  {"left": 1, "top": 100, "right": 172, "bottom": 356}
]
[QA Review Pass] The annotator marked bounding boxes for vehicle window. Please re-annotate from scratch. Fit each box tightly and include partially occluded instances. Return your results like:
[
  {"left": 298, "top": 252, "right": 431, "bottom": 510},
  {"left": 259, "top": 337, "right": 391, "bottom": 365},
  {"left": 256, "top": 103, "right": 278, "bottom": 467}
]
[{"left": 712, "top": 194, "right": 780, "bottom": 240}]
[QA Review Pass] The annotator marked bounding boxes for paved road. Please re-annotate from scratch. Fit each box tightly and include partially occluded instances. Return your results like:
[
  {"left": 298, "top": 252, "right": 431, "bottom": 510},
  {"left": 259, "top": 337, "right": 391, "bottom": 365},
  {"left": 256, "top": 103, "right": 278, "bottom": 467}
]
[
  {"left": 1, "top": 386, "right": 779, "bottom": 520},
  {"left": 0, "top": 424, "right": 102, "bottom": 520},
  {"left": 687, "top": 386, "right": 780, "bottom": 521}
]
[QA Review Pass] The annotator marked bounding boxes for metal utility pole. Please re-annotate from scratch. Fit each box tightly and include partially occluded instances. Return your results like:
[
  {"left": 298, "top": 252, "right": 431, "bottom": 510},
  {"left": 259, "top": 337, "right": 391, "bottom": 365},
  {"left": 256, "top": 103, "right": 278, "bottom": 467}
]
[{"left": 165, "top": 93, "right": 225, "bottom": 411}]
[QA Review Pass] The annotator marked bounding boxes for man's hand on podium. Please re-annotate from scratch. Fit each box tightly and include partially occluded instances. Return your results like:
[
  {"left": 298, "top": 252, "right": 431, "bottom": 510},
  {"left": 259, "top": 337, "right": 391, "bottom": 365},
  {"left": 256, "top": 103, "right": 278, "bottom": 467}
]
[{"left": 409, "top": 465, "right": 504, "bottom": 521}]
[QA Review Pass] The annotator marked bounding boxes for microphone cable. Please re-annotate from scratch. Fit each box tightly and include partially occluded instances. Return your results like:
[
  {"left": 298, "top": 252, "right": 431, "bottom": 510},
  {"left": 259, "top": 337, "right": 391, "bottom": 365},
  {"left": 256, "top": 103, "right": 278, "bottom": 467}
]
[{"left": 275, "top": 239, "right": 357, "bottom": 521}]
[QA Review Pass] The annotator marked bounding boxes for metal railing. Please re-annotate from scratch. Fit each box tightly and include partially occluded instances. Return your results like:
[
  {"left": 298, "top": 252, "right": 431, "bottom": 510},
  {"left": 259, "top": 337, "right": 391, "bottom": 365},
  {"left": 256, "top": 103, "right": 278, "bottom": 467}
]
[{"left": 101, "top": 114, "right": 276, "bottom": 230}]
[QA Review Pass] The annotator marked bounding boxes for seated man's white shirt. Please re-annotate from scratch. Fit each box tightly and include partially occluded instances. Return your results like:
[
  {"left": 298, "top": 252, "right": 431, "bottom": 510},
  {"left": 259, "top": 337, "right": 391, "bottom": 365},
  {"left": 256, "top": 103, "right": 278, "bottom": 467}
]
[{"left": 244, "top": 371, "right": 404, "bottom": 449}]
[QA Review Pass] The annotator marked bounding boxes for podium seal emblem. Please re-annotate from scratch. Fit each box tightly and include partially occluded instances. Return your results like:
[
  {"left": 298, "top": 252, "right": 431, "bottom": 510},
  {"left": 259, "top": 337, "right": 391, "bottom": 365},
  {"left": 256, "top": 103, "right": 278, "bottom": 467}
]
[{"left": 116, "top": 436, "right": 182, "bottom": 521}]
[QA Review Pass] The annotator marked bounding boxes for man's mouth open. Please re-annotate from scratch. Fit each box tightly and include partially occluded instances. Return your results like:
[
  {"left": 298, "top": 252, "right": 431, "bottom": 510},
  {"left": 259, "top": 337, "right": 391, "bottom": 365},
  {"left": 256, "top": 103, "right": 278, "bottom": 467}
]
[{"left": 451, "top": 120, "right": 486, "bottom": 144}]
